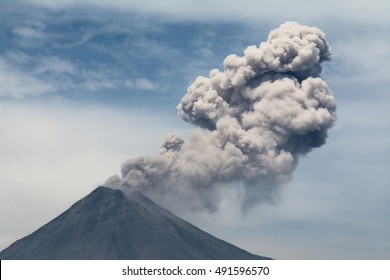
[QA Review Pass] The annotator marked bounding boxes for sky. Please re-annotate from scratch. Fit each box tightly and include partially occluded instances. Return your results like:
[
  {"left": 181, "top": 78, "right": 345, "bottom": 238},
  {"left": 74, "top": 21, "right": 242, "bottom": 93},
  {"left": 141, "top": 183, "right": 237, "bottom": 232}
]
[{"left": 0, "top": 0, "right": 389, "bottom": 259}]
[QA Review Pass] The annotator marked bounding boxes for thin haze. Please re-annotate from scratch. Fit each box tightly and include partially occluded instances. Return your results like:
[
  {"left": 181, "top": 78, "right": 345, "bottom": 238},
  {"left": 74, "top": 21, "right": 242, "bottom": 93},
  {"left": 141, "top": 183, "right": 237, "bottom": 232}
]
[{"left": 107, "top": 22, "right": 336, "bottom": 211}]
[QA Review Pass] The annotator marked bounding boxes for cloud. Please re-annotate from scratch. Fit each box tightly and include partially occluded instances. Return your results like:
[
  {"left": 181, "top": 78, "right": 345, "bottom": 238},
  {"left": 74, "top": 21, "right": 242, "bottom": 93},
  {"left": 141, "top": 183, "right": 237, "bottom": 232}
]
[
  {"left": 9, "top": 18, "right": 50, "bottom": 48},
  {"left": 329, "top": 35, "right": 390, "bottom": 87},
  {"left": 125, "top": 78, "right": 156, "bottom": 91},
  {"left": 20, "top": 0, "right": 390, "bottom": 24},
  {"left": 82, "top": 80, "right": 117, "bottom": 91},
  {"left": 0, "top": 58, "right": 54, "bottom": 98},
  {"left": 13, "top": 26, "right": 46, "bottom": 40},
  {"left": 34, "top": 56, "right": 77, "bottom": 75},
  {"left": 0, "top": 54, "right": 81, "bottom": 98},
  {"left": 4, "top": 51, "right": 34, "bottom": 65},
  {"left": 0, "top": 51, "right": 128, "bottom": 97}
]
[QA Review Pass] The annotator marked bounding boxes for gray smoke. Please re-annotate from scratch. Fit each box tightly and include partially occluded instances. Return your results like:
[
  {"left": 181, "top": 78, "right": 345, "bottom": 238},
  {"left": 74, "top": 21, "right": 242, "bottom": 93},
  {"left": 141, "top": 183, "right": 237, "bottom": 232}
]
[{"left": 106, "top": 22, "right": 336, "bottom": 211}]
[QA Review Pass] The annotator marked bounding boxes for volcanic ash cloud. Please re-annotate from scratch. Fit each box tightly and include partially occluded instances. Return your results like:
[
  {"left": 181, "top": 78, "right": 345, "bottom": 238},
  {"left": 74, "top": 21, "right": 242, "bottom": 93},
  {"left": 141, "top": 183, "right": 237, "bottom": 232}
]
[{"left": 106, "top": 21, "right": 337, "bottom": 211}]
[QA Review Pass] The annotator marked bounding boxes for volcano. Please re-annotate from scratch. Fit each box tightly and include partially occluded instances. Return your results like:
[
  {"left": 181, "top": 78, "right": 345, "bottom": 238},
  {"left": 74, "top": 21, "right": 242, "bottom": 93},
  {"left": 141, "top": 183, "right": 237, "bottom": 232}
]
[{"left": 0, "top": 186, "right": 270, "bottom": 259}]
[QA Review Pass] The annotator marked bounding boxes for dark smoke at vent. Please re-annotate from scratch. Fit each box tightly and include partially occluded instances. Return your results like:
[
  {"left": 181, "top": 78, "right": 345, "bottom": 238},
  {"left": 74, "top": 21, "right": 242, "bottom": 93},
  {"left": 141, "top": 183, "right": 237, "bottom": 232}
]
[{"left": 106, "top": 22, "right": 336, "bottom": 211}]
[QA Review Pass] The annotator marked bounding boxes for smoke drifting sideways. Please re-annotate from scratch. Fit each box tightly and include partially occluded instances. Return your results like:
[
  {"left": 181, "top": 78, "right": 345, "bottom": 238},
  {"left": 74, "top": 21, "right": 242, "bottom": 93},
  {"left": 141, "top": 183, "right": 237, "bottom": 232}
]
[{"left": 106, "top": 22, "right": 336, "bottom": 211}]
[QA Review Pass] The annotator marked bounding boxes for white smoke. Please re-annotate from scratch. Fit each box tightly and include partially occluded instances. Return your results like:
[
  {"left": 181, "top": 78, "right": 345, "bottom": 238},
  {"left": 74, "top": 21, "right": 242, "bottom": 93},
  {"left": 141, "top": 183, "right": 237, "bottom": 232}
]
[{"left": 106, "top": 22, "right": 336, "bottom": 211}]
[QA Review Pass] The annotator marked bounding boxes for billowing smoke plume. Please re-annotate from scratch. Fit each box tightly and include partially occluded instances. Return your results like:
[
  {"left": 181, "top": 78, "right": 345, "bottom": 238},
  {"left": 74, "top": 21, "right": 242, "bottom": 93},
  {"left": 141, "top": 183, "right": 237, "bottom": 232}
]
[{"left": 106, "top": 22, "right": 336, "bottom": 211}]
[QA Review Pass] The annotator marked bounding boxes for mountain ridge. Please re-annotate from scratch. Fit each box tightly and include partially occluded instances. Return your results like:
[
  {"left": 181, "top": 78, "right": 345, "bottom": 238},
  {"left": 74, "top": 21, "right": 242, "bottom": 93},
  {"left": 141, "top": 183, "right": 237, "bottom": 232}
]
[{"left": 0, "top": 186, "right": 270, "bottom": 260}]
